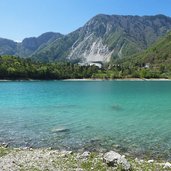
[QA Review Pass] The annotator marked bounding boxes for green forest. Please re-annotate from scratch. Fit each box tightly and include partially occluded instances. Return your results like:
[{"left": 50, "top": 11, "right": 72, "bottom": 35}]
[
  {"left": 0, "top": 55, "right": 170, "bottom": 80},
  {"left": 0, "top": 56, "right": 99, "bottom": 80}
]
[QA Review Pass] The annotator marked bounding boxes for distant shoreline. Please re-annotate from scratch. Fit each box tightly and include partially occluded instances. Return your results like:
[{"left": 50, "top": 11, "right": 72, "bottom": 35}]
[
  {"left": 63, "top": 78, "right": 171, "bottom": 81},
  {"left": 0, "top": 78, "right": 171, "bottom": 82}
]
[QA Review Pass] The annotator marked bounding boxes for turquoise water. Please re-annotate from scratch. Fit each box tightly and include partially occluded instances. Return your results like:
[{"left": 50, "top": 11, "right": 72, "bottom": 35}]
[{"left": 0, "top": 80, "right": 171, "bottom": 159}]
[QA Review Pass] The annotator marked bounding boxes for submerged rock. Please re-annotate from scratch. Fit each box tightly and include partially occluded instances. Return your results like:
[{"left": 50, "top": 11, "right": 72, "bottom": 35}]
[
  {"left": 103, "top": 151, "right": 131, "bottom": 170},
  {"left": 111, "top": 104, "right": 123, "bottom": 111},
  {"left": 51, "top": 127, "right": 70, "bottom": 133}
]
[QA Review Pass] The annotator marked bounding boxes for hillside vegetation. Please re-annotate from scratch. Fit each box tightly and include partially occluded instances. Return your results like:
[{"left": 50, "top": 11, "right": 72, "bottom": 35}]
[
  {"left": 1, "top": 50, "right": 171, "bottom": 80},
  {"left": 117, "top": 31, "right": 171, "bottom": 78}
]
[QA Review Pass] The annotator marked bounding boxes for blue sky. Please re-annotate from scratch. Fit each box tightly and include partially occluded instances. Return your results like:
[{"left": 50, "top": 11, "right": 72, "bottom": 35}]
[{"left": 0, "top": 0, "right": 171, "bottom": 41}]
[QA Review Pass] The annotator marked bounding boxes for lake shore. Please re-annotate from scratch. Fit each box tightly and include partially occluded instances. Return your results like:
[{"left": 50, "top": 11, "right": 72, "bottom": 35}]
[
  {"left": 63, "top": 78, "right": 171, "bottom": 81},
  {"left": 0, "top": 146, "right": 171, "bottom": 171},
  {"left": 0, "top": 78, "right": 171, "bottom": 82},
  {"left": 0, "top": 80, "right": 171, "bottom": 170}
]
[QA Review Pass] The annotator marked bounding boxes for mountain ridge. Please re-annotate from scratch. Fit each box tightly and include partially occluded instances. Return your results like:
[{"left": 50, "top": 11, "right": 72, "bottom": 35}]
[
  {"left": 31, "top": 14, "right": 171, "bottom": 62},
  {"left": 0, "top": 32, "right": 63, "bottom": 58},
  {"left": 1, "top": 14, "right": 171, "bottom": 63}
]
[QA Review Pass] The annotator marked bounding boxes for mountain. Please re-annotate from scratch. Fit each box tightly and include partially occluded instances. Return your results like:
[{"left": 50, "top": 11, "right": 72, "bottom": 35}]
[
  {"left": 32, "top": 14, "right": 171, "bottom": 62},
  {"left": 16, "top": 32, "right": 63, "bottom": 58},
  {"left": 0, "top": 38, "right": 17, "bottom": 55},
  {"left": 121, "top": 31, "right": 171, "bottom": 69},
  {"left": 1, "top": 14, "right": 171, "bottom": 63},
  {"left": 1, "top": 32, "right": 171, "bottom": 79},
  {"left": 0, "top": 32, "right": 63, "bottom": 58}
]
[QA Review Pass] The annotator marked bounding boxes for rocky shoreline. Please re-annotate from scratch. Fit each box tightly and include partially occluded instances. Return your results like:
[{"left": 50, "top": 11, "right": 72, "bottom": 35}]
[{"left": 0, "top": 146, "right": 171, "bottom": 171}]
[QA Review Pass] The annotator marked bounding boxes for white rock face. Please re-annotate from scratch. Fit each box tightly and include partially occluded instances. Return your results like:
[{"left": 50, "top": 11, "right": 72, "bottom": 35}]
[
  {"left": 103, "top": 151, "right": 131, "bottom": 170},
  {"left": 68, "top": 34, "right": 112, "bottom": 62}
]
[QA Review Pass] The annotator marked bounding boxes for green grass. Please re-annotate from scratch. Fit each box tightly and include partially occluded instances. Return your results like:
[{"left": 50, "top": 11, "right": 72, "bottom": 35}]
[
  {"left": 0, "top": 148, "right": 171, "bottom": 170},
  {"left": 0, "top": 147, "right": 11, "bottom": 157}
]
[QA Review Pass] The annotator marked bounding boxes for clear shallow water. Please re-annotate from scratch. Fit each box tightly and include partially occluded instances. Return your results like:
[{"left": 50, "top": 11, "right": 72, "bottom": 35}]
[{"left": 0, "top": 80, "right": 171, "bottom": 159}]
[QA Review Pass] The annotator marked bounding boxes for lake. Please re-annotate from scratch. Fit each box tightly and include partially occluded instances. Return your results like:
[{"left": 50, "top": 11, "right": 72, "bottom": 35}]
[{"left": 0, "top": 80, "right": 171, "bottom": 160}]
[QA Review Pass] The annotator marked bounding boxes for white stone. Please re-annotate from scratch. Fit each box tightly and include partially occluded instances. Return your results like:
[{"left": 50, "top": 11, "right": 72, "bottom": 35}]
[
  {"left": 75, "top": 169, "right": 83, "bottom": 171},
  {"left": 60, "top": 150, "right": 73, "bottom": 157},
  {"left": 147, "top": 160, "right": 154, "bottom": 163},
  {"left": 140, "top": 159, "right": 144, "bottom": 163},
  {"left": 163, "top": 162, "right": 171, "bottom": 169},
  {"left": 81, "top": 151, "right": 90, "bottom": 158}
]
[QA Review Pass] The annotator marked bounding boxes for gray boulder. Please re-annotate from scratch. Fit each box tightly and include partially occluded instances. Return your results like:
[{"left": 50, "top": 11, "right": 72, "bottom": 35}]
[
  {"left": 103, "top": 151, "right": 131, "bottom": 170},
  {"left": 118, "top": 156, "right": 131, "bottom": 170}
]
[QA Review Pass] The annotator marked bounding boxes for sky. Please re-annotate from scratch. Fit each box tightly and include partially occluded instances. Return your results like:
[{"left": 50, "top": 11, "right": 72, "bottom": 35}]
[{"left": 0, "top": 0, "right": 171, "bottom": 41}]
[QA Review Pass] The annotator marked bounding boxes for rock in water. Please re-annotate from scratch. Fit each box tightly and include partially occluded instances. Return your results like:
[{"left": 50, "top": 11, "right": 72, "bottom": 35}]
[
  {"left": 103, "top": 151, "right": 131, "bottom": 170},
  {"left": 51, "top": 127, "right": 70, "bottom": 133},
  {"left": 111, "top": 104, "right": 123, "bottom": 111}
]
